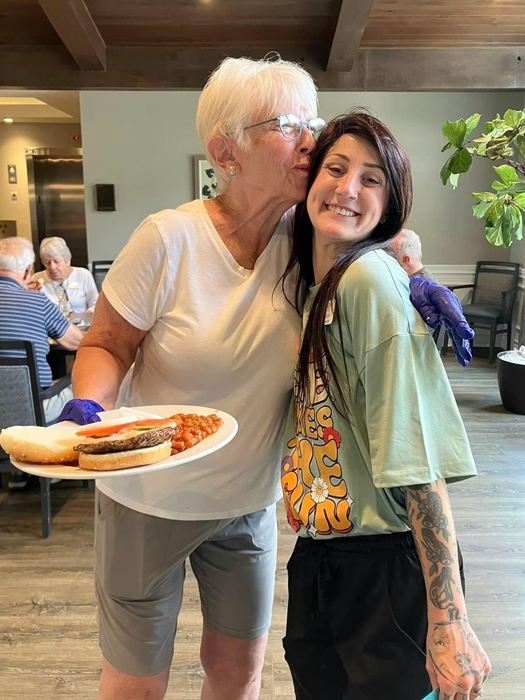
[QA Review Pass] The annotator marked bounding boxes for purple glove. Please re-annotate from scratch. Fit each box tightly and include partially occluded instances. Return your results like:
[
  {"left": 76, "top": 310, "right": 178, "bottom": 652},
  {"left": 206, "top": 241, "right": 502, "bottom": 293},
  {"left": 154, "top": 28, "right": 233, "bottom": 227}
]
[
  {"left": 53, "top": 398, "right": 104, "bottom": 425},
  {"left": 409, "top": 277, "right": 474, "bottom": 368}
]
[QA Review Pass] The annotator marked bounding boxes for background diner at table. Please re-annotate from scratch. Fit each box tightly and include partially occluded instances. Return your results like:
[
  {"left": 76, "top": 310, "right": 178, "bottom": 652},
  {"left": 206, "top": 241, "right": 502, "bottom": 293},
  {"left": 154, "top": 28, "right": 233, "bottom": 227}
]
[
  {"left": 0, "top": 237, "right": 84, "bottom": 488},
  {"left": 31, "top": 236, "right": 99, "bottom": 317}
]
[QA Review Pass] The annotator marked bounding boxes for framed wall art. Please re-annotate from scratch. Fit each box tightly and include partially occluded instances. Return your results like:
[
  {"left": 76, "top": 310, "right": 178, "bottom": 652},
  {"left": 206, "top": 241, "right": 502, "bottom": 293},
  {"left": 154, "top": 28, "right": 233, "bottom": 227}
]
[{"left": 193, "top": 155, "right": 218, "bottom": 199}]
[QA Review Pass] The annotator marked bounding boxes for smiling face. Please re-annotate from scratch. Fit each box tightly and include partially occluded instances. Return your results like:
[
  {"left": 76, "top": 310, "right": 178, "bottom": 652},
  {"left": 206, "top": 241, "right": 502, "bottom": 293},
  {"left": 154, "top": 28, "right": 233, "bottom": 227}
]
[
  {"left": 235, "top": 109, "right": 317, "bottom": 208},
  {"left": 306, "top": 134, "right": 389, "bottom": 248}
]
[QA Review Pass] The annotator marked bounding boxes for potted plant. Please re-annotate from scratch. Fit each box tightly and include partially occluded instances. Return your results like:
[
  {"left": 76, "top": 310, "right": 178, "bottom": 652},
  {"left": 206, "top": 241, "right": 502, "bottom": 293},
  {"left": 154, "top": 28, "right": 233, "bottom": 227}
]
[{"left": 440, "top": 108, "right": 525, "bottom": 413}]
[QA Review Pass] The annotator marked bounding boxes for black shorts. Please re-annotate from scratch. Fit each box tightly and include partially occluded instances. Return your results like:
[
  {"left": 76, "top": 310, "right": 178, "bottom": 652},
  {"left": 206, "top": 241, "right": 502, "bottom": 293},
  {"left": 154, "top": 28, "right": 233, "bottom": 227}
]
[{"left": 283, "top": 531, "right": 465, "bottom": 700}]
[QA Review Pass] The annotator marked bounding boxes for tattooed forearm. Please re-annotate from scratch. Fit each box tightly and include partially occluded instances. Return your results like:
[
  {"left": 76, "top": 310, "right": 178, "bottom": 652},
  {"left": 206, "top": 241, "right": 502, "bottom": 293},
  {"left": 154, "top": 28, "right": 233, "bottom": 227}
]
[
  {"left": 422, "top": 528, "right": 453, "bottom": 575},
  {"left": 429, "top": 566, "right": 461, "bottom": 621},
  {"left": 406, "top": 483, "right": 490, "bottom": 695},
  {"left": 405, "top": 480, "right": 467, "bottom": 622},
  {"left": 409, "top": 485, "right": 450, "bottom": 538}
]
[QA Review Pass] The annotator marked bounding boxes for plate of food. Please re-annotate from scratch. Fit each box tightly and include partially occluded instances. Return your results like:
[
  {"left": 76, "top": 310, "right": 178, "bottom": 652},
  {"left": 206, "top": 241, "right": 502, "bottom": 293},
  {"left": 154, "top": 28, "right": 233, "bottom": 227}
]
[{"left": 0, "top": 405, "right": 238, "bottom": 480}]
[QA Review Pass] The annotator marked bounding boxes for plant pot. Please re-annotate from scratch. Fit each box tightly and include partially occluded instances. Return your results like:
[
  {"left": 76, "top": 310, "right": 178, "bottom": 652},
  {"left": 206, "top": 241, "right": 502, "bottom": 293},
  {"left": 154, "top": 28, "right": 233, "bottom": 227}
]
[{"left": 497, "top": 352, "right": 525, "bottom": 414}]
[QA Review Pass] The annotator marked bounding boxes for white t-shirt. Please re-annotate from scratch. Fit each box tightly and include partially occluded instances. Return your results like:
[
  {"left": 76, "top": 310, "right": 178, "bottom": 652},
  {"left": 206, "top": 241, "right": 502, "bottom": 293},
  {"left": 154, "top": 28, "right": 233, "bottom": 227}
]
[
  {"left": 97, "top": 199, "right": 301, "bottom": 520},
  {"left": 34, "top": 267, "right": 99, "bottom": 313}
]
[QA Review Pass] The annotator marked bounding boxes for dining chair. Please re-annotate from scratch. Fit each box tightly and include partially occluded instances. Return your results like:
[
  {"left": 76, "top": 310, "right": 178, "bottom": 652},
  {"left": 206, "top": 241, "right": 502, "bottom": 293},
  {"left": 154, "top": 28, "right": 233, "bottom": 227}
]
[
  {"left": 0, "top": 340, "right": 86, "bottom": 537},
  {"left": 91, "top": 260, "right": 114, "bottom": 292},
  {"left": 443, "top": 261, "right": 521, "bottom": 363}
]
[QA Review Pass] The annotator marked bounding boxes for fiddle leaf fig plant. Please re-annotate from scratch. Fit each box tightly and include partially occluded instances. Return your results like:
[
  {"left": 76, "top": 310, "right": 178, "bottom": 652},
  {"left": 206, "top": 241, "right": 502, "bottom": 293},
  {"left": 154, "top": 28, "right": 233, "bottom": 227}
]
[{"left": 440, "top": 108, "right": 525, "bottom": 248}]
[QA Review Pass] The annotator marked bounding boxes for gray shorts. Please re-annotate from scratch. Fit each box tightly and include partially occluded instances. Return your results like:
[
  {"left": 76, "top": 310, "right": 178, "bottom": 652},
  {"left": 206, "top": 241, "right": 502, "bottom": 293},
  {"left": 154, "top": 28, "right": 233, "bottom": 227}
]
[{"left": 94, "top": 490, "right": 277, "bottom": 677}]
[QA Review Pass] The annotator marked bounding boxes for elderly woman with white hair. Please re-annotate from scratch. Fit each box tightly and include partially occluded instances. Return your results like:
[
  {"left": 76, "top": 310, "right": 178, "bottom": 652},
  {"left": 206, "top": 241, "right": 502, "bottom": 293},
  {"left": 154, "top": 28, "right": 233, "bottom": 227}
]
[
  {"left": 60, "top": 56, "right": 322, "bottom": 700},
  {"left": 33, "top": 236, "right": 99, "bottom": 314},
  {"left": 56, "top": 57, "right": 472, "bottom": 700}
]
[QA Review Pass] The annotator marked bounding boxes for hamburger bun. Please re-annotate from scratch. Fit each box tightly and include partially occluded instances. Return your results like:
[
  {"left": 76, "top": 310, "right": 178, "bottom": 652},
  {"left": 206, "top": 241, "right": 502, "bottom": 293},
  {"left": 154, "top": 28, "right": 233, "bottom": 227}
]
[
  {"left": 0, "top": 426, "right": 80, "bottom": 464},
  {"left": 78, "top": 440, "right": 172, "bottom": 471}
]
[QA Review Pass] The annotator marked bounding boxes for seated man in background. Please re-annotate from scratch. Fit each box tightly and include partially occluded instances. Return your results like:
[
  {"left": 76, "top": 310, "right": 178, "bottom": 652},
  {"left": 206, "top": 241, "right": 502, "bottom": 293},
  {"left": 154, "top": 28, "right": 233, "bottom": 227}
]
[
  {"left": 391, "top": 228, "right": 437, "bottom": 281},
  {"left": 0, "top": 237, "right": 83, "bottom": 488}
]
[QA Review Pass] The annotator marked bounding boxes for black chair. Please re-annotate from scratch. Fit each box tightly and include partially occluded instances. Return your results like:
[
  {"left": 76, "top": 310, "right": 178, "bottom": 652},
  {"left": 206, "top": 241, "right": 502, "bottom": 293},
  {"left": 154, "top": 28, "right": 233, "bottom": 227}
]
[
  {"left": 0, "top": 340, "right": 85, "bottom": 538},
  {"left": 432, "top": 326, "right": 443, "bottom": 350},
  {"left": 445, "top": 261, "right": 521, "bottom": 364},
  {"left": 91, "top": 260, "right": 113, "bottom": 292}
]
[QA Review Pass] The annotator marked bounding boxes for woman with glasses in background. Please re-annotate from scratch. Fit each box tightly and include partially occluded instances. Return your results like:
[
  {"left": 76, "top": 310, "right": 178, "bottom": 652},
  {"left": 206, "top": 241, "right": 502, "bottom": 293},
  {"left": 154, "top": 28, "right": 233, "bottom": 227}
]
[
  {"left": 56, "top": 57, "right": 472, "bottom": 700},
  {"left": 32, "top": 236, "right": 99, "bottom": 316}
]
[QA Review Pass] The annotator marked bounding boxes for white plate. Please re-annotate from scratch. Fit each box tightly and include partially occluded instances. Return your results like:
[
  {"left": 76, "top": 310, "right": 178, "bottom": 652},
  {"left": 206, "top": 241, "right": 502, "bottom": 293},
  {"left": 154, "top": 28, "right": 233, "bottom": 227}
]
[{"left": 10, "top": 405, "right": 238, "bottom": 480}]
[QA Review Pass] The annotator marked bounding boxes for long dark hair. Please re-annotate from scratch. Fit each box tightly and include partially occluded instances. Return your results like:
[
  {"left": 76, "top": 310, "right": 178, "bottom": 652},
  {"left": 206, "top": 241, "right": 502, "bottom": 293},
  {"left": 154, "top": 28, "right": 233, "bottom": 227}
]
[{"left": 282, "top": 110, "right": 413, "bottom": 410}]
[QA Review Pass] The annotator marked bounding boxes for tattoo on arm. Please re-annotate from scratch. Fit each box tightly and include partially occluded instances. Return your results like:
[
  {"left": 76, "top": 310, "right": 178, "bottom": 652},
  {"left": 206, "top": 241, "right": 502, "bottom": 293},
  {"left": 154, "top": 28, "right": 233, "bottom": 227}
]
[
  {"left": 408, "top": 486, "right": 489, "bottom": 692},
  {"left": 429, "top": 566, "right": 461, "bottom": 621},
  {"left": 422, "top": 528, "right": 453, "bottom": 576},
  {"left": 406, "top": 482, "right": 466, "bottom": 621},
  {"left": 411, "top": 487, "right": 450, "bottom": 540}
]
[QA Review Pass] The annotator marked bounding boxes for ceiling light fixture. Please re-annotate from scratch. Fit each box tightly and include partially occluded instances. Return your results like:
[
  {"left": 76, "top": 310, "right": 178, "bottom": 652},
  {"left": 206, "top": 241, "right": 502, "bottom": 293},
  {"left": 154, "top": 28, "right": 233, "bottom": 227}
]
[{"left": 3, "top": 117, "right": 14, "bottom": 123}]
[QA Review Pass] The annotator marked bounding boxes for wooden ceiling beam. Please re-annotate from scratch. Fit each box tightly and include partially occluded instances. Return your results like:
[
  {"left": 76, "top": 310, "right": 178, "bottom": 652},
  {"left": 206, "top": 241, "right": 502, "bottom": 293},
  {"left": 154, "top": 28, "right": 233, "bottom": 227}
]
[
  {"left": 0, "top": 45, "right": 524, "bottom": 91},
  {"left": 37, "top": 0, "right": 106, "bottom": 71},
  {"left": 326, "top": 0, "right": 374, "bottom": 72}
]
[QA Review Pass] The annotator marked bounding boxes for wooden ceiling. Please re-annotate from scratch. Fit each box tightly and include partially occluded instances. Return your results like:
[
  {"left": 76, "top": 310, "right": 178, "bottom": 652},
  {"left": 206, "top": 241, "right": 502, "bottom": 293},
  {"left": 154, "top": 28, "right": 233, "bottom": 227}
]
[{"left": 0, "top": 0, "right": 524, "bottom": 90}]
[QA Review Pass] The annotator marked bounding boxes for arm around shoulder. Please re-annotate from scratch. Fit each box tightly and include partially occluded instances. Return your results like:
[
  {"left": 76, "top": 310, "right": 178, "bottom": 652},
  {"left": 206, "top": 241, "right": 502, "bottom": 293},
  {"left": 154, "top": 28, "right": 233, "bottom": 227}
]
[{"left": 337, "top": 251, "right": 422, "bottom": 364}]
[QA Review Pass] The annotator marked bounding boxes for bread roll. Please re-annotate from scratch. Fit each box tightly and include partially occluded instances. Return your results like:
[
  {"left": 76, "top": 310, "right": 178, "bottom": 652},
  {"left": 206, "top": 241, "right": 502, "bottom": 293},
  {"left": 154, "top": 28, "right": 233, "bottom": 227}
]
[
  {"left": 77, "top": 441, "right": 171, "bottom": 471},
  {"left": 0, "top": 426, "right": 80, "bottom": 464}
]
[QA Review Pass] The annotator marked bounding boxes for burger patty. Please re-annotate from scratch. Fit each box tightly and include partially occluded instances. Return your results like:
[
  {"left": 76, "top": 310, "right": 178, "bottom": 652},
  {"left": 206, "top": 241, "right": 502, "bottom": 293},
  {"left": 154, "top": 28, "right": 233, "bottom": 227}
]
[{"left": 75, "top": 426, "right": 176, "bottom": 454}]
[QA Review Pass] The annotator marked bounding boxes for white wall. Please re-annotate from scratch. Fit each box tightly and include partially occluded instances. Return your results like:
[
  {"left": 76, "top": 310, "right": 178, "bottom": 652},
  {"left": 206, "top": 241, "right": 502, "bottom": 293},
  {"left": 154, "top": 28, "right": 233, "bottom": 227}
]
[
  {"left": 80, "top": 90, "right": 523, "bottom": 264},
  {"left": 319, "top": 92, "right": 524, "bottom": 264},
  {"left": 80, "top": 92, "right": 202, "bottom": 261},
  {"left": 0, "top": 122, "right": 81, "bottom": 240}
]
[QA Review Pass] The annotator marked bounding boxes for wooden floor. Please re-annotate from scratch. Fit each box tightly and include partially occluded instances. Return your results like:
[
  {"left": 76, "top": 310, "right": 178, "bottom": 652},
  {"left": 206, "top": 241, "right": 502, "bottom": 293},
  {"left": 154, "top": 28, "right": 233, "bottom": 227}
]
[{"left": 0, "top": 357, "right": 524, "bottom": 699}]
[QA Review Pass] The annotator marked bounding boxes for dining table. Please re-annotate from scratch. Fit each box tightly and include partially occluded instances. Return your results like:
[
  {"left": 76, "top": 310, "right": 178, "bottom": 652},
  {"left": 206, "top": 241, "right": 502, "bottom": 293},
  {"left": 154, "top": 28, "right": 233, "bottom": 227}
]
[{"left": 71, "top": 311, "right": 93, "bottom": 330}]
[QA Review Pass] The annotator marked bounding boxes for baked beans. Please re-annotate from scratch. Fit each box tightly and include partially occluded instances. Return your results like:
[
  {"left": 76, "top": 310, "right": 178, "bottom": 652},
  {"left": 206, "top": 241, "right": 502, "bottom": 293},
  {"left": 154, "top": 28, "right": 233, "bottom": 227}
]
[{"left": 169, "top": 413, "right": 223, "bottom": 454}]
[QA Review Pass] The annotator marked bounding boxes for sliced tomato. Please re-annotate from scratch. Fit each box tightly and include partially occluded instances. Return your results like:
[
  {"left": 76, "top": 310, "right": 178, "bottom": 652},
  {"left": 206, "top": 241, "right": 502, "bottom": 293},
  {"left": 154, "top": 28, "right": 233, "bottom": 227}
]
[
  {"left": 133, "top": 418, "right": 179, "bottom": 428},
  {"left": 76, "top": 417, "right": 177, "bottom": 439},
  {"left": 76, "top": 420, "right": 139, "bottom": 438}
]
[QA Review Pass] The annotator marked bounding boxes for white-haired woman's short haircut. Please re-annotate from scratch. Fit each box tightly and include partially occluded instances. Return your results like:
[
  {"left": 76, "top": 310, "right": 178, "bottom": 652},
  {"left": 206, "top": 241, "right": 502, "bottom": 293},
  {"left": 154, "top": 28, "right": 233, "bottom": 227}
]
[
  {"left": 397, "top": 229, "right": 422, "bottom": 261},
  {"left": 40, "top": 236, "right": 72, "bottom": 264},
  {"left": 196, "top": 55, "right": 318, "bottom": 192},
  {"left": 0, "top": 236, "right": 35, "bottom": 273}
]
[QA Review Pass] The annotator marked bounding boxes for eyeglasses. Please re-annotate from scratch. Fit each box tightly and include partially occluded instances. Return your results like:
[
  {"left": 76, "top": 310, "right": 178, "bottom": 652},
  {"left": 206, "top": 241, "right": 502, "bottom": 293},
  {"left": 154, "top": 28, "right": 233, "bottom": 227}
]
[{"left": 244, "top": 114, "right": 326, "bottom": 140}]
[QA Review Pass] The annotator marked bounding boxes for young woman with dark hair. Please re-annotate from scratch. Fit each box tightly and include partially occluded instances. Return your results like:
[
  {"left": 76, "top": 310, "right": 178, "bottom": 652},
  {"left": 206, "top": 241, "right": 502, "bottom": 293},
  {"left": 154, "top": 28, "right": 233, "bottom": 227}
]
[{"left": 281, "top": 111, "right": 490, "bottom": 700}]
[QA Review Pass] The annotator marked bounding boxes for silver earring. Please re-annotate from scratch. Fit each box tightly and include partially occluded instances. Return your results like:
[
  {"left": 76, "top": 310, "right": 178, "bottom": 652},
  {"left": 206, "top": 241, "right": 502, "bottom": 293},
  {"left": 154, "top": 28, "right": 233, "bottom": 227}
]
[{"left": 229, "top": 165, "right": 236, "bottom": 177}]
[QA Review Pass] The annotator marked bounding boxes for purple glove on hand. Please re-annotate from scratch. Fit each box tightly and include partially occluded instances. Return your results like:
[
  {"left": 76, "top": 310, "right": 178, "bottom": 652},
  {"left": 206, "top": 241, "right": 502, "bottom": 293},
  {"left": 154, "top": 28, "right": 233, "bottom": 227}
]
[
  {"left": 409, "top": 276, "right": 474, "bottom": 367},
  {"left": 54, "top": 398, "right": 104, "bottom": 425}
]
